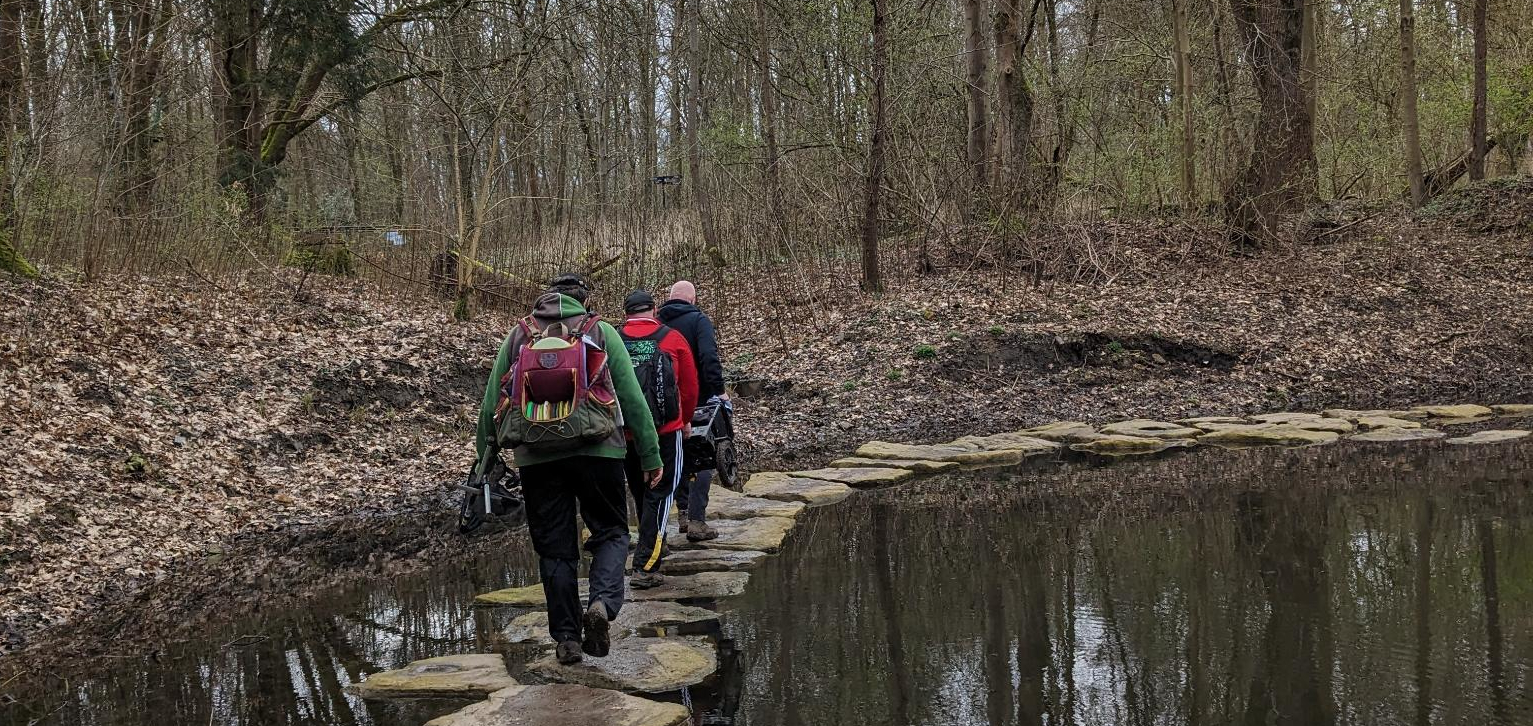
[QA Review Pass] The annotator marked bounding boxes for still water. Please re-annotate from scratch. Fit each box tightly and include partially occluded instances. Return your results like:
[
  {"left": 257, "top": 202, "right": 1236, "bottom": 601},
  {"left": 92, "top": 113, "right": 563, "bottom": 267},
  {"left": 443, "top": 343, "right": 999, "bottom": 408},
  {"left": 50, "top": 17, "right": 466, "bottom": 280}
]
[{"left": 4, "top": 441, "right": 1532, "bottom": 725}]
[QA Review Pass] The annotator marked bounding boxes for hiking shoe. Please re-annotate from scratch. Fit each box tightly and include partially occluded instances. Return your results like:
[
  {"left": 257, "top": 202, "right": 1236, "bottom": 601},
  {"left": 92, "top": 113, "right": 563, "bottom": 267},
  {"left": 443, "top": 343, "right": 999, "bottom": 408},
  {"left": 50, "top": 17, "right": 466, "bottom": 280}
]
[
  {"left": 686, "top": 520, "right": 720, "bottom": 542},
  {"left": 581, "top": 602, "right": 611, "bottom": 657},
  {"left": 630, "top": 570, "right": 666, "bottom": 590},
  {"left": 677, "top": 510, "right": 690, "bottom": 533},
  {"left": 556, "top": 639, "right": 583, "bottom": 665}
]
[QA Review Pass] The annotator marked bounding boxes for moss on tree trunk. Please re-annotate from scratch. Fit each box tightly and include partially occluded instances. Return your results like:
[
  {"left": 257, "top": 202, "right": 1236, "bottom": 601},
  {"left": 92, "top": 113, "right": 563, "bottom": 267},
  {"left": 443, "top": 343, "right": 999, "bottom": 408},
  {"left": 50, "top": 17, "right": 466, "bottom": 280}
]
[{"left": 0, "top": 231, "right": 37, "bottom": 278}]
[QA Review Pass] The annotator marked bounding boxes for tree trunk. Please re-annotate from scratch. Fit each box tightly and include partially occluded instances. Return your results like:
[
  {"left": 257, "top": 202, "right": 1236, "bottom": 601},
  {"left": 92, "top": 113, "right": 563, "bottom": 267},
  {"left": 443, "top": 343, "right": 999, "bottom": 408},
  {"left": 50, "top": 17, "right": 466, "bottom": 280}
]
[
  {"left": 1400, "top": 0, "right": 1424, "bottom": 208},
  {"left": 860, "top": 0, "right": 888, "bottom": 293},
  {"left": 755, "top": 0, "right": 787, "bottom": 249},
  {"left": 1173, "top": 0, "right": 1196, "bottom": 212},
  {"left": 1223, "top": 0, "right": 1315, "bottom": 246},
  {"left": 992, "top": 0, "right": 1041, "bottom": 216},
  {"left": 0, "top": 0, "right": 35, "bottom": 278},
  {"left": 683, "top": 0, "right": 722, "bottom": 264},
  {"left": 963, "top": 0, "right": 988, "bottom": 213},
  {"left": 1468, "top": 0, "right": 1488, "bottom": 181}
]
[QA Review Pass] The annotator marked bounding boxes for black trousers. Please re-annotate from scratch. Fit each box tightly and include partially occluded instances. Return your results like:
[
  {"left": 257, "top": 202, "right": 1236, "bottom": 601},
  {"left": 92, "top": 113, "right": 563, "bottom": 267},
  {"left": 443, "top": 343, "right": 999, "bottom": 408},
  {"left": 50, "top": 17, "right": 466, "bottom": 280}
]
[
  {"left": 520, "top": 455, "right": 630, "bottom": 644},
  {"left": 625, "top": 430, "right": 683, "bottom": 573}
]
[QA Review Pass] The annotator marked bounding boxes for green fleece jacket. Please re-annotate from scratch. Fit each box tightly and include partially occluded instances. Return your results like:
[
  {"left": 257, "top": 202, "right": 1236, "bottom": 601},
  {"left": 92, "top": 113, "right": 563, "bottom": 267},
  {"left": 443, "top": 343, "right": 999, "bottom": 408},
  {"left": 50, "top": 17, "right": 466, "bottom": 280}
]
[{"left": 475, "top": 294, "right": 662, "bottom": 472}]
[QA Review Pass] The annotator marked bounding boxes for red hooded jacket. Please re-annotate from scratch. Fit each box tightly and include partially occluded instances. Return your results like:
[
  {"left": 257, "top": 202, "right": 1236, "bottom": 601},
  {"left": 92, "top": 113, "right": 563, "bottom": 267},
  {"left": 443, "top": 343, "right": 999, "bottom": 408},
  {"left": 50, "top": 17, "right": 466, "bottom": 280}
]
[{"left": 619, "top": 317, "right": 699, "bottom": 435}]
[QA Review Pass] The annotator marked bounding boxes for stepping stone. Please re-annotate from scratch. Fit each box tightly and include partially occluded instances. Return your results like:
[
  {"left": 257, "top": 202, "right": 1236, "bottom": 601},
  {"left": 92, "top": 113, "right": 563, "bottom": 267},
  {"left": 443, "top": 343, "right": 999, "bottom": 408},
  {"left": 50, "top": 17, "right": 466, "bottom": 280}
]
[
  {"left": 662, "top": 549, "right": 769, "bottom": 574},
  {"left": 1286, "top": 418, "right": 1356, "bottom": 433},
  {"left": 1177, "top": 416, "right": 1248, "bottom": 425},
  {"left": 1071, "top": 435, "right": 1195, "bottom": 456},
  {"left": 1492, "top": 404, "right": 1533, "bottom": 415},
  {"left": 704, "top": 487, "right": 805, "bottom": 520},
  {"left": 1250, "top": 412, "right": 1325, "bottom": 424},
  {"left": 1356, "top": 415, "right": 1423, "bottom": 430},
  {"left": 855, "top": 441, "right": 980, "bottom": 461},
  {"left": 855, "top": 435, "right": 1058, "bottom": 466},
  {"left": 425, "top": 684, "right": 690, "bottom": 726},
  {"left": 1198, "top": 424, "right": 1340, "bottom": 447},
  {"left": 504, "top": 602, "right": 720, "bottom": 644},
  {"left": 789, "top": 466, "right": 913, "bottom": 487},
  {"left": 667, "top": 516, "right": 794, "bottom": 553},
  {"left": 1446, "top": 430, "right": 1530, "bottom": 446},
  {"left": 743, "top": 472, "right": 854, "bottom": 506},
  {"left": 1349, "top": 428, "right": 1447, "bottom": 443},
  {"left": 951, "top": 432, "right": 1062, "bottom": 454},
  {"left": 1322, "top": 408, "right": 1428, "bottom": 421},
  {"left": 1017, "top": 421, "right": 1099, "bottom": 443},
  {"left": 526, "top": 636, "right": 717, "bottom": 694},
  {"left": 829, "top": 457, "right": 960, "bottom": 473},
  {"left": 1413, "top": 404, "right": 1495, "bottom": 419},
  {"left": 1098, "top": 419, "right": 1202, "bottom": 439},
  {"left": 629, "top": 572, "right": 750, "bottom": 602},
  {"left": 474, "top": 572, "right": 750, "bottom": 608},
  {"left": 349, "top": 654, "right": 515, "bottom": 699}
]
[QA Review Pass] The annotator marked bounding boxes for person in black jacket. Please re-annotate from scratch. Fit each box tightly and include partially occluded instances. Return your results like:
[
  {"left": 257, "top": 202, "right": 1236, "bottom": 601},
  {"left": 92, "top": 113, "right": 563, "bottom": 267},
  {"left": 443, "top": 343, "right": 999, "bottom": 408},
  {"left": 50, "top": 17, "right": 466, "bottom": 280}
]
[{"left": 659, "top": 280, "right": 727, "bottom": 541}]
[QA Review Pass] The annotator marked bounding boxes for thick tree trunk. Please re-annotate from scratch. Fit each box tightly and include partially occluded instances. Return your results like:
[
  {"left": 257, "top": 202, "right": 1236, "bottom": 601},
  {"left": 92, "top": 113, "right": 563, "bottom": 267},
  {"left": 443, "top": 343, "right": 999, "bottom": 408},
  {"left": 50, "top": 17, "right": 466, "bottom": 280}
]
[
  {"left": 1224, "top": 0, "right": 1315, "bottom": 246},
  {"left": 963, "top": 0, "right": 988, "bottom": 212},
  {"left": 992, "top": 0, "right": 1041, "bottom": 215},
  {"left": 1468, "top": 0, "right": 1488, "bottom": 180},
  {"left": 860, "top": 0, "right": 888, "bottom": 293},
  {"left": 1400, "top": 0, "right": 1424, "bottom": 208},
  {"left": 1173, "top": 0, "right": 1196, "bottom": 212},
  {"left": 0, "top": 0, "right": 35, "bottom": 278}
]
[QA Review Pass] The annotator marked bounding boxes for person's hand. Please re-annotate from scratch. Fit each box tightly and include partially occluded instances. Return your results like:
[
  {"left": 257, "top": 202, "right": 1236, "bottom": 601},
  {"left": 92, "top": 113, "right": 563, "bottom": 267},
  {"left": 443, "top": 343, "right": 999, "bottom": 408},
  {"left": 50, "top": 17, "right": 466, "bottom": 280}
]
[
  {"left": 719, "top": 392, "right": 731, "bottom": 402},
  {"left": 683, "top": 424, "right": 693, "bottom": 437},
  {"left": 645, "top": 468, "right": 664, "bottom": 489}
]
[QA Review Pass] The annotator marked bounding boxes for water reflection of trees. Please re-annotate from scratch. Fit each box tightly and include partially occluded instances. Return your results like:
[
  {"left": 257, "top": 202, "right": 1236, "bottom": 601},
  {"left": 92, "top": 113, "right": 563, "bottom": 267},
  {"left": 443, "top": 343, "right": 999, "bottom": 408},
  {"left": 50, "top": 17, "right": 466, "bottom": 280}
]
[
  {"left": 11, "top": 552, "right": 537, "bottom": 726},
  {"left": 729, "top": 443, "right": 1533, "bottom": 726}
]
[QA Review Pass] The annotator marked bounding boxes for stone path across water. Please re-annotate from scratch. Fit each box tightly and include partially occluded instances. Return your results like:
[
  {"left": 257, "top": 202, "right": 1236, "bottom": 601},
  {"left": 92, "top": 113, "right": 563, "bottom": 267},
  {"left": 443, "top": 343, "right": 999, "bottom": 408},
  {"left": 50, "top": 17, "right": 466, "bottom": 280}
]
[{"left": 359, "top": 400, "right": 1531, "bottom": 723}]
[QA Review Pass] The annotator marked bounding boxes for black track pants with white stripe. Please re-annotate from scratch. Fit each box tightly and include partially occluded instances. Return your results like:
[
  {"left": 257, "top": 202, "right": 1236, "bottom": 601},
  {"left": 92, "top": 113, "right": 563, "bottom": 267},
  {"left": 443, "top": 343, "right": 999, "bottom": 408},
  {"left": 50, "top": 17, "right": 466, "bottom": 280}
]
[{"left": 625, "top": 430, "right": 682, "bottom": 573}]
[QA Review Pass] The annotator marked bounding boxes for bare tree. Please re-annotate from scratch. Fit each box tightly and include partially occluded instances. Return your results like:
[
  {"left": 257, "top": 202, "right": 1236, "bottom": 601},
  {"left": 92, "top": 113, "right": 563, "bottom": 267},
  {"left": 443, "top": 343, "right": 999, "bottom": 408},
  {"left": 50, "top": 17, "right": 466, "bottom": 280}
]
[
  {"left": 1172, "top": 0, "right": 1196, "bottom": 212},
  {"left": 1400, "top": 0, "right": 1424, "bottom": 208},
  {"left": 861, "top": 0, "right": 888, "bottom": 293},
  {"left": 963, "top": 0, "right": 989, "bottom": 213},
  {"left": 0, "top": 0, "right": 35, "bottom": 277},
  {"left": 1468, "top": 0, "right": 1488, "bottom": 180},
  {"left": 1224, "top": 0, "right": 1315, "bottom": 245}
]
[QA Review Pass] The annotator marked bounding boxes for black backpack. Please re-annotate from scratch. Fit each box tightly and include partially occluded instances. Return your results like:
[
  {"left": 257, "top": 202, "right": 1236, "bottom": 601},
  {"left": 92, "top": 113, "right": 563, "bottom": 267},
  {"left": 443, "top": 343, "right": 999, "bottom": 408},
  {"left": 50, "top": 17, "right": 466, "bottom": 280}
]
[{"left": 620, "top": 324, "right": 681, "bottom": 428}]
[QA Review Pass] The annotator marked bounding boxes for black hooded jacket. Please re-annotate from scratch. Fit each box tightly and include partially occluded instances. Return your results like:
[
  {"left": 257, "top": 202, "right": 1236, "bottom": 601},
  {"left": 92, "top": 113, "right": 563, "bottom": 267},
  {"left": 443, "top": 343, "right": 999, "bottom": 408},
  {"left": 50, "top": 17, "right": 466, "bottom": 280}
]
[{"left": 657, "top": 300, "right": 726, "bottom": 399}]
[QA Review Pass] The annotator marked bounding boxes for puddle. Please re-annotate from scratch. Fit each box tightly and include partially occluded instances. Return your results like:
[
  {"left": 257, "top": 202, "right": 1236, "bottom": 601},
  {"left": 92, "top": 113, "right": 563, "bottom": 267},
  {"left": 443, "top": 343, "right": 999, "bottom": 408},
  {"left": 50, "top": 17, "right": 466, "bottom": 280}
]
[{"left": 4, "top": 443, "right": 1533, "bottom": 725}]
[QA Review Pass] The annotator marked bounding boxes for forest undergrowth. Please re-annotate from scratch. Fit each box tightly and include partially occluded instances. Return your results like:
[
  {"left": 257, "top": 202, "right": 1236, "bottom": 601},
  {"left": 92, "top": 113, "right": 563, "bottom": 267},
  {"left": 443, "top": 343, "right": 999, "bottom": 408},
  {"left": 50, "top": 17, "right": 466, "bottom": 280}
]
[{"left": 2, "top": 194, "right": 1531, "bottom": 673}]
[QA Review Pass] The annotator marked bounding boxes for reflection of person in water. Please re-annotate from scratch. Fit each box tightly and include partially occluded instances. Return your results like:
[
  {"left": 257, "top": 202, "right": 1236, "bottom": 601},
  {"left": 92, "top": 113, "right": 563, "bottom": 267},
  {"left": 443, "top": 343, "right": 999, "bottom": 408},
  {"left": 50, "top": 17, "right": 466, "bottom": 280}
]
[{"left": 677, "top": 635, "right": 744, "bottom": 725}]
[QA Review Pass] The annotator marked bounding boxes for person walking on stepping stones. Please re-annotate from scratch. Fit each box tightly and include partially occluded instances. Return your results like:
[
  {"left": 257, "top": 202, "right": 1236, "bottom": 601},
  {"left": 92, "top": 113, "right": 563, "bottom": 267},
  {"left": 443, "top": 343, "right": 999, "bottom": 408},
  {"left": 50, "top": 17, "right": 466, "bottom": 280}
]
[
  {"left": 659, "top": 280, "right": 728, "bottom": 541},
  {"left": 618, "top": 290, "right": 699, "bottom": 589},
  {"left": 473, "top": 273, "right": 663, "bottom": 665}
]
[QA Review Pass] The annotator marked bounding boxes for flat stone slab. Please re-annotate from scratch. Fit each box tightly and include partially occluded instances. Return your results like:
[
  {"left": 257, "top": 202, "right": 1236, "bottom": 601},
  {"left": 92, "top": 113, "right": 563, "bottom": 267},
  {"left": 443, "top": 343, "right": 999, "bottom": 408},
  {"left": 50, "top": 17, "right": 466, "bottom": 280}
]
[
  {"left": 1492, "top": 404, "right": 1533, "bottom": 415},
  {"left": 630, "top": 572, "right": 750, "bottom": 601},
  {"left": 1098, "top": 419, "right": 1202, "bottom": 439},
  {"left": 350, "top": 654, "right": 516, "bottom": 699},
  {"left": 667, "top": 516, "right": 795, "bottom": 553},
  {"left": 1250, "top": 412, "right": 1326, "bottom": 424},
  {"left": 1177, "top": 416, "right": 1248, "bottom": 425},
  {"left": 662, "top": 548, "right": 769, "bottom": 574},
  {"left": 426, "top": 684, "right": 690, "bottom": 726},
  {"left": 789, "top": 466, "right": 913, "bottom": 487},
  {"left": 1413, "top": 404, "right": 1495, "bottom": 419},
  {"left": 1070, "top": 435, "right": 1195, "bottom": 456},
  {"left": 505, "top": 602, "right": 720, "bottom": 644},
  {"left": 855, "top": 434, "right": 1058, "bottom": 466},
  {"left": 743, "top": 472, "right": 854, "bottom": 506},
  {"left": 1017, "top": 421, "right": 1099, "bottom": 443},
  {"left": 1446, "top": 430, "right": 1530, "bottom": 446},
  {"left": 829, "top": 457, "right": 960, "bottom": 473},
  {"left": 527, "top": 636, "right": 717, "bottom": 694},
  {"left": 475, "top": 572, "right": 749, "bottom": 608},
  {"left": 1286, "top": 417, "right": 1356, "bottom": 433},
  {"left": 1198, "top": 424, "right": 1340, "bottom": 447},
  {"left": 1323, "top": 408, "right": 1429, "bottom": 421},
  {"left": 703, "top": 486, "right": 805, "bottom": 520},
  {"left": 1349, "top": 428, "right": 1447, "bottom": 443},
  {"left": 951, "top": 432, "right": 1062, "bottom": 454},
  {"left": 1356, "top": 415, "right": 1423, "bottom": 430}
]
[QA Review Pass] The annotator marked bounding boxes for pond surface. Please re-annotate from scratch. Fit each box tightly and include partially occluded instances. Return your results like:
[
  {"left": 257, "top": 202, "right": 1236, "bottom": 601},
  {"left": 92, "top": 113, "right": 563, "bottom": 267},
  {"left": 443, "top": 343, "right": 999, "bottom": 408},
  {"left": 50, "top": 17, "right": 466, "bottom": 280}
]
[{"left": 5, "top": 441, "right": 1533, "bottom": 726}]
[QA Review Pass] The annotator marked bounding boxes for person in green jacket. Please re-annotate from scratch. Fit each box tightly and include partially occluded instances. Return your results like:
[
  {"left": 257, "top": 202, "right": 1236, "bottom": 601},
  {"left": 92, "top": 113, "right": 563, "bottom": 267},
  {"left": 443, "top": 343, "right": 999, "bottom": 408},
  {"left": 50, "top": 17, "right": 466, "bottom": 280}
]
[{"left": 475, "top": 273, "right": 662, "bottom": 665}]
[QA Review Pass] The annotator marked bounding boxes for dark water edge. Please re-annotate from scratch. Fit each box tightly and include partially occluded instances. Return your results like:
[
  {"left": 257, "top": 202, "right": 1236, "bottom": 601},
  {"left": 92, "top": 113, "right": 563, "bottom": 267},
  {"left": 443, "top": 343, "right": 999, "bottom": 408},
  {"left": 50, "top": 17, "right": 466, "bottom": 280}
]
[{"left": 4, "top": 441, "right": 1532, "bottom": 726}]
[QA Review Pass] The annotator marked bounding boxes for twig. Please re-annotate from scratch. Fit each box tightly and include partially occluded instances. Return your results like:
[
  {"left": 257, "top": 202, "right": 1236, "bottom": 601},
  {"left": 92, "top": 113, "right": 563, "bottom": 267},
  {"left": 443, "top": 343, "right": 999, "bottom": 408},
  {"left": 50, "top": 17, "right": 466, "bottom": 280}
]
[{"left": 1308, "top": 210, "right": 1381, "bottom": 244}]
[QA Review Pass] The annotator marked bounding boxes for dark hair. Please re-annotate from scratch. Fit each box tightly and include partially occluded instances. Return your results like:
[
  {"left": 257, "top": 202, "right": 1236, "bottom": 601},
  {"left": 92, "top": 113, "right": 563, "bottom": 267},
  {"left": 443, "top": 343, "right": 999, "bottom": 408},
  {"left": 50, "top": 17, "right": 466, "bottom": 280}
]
[{"left": 547, "top": 273, "right": 590, "bottom": 303}]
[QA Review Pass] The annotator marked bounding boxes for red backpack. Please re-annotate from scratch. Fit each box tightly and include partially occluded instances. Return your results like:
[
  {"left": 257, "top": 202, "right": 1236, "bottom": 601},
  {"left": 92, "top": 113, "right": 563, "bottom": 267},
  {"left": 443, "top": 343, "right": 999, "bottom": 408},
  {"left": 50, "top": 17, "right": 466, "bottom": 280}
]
[{"left": 493, "top": 314, "right": 620, "bottom": 452}]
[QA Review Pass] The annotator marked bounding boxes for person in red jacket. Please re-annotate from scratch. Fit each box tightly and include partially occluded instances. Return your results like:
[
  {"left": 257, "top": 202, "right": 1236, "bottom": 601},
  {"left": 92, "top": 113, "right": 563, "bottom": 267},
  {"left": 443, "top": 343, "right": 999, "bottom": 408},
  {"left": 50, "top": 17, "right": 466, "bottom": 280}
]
[{"left": 618, "top": 290, "right": 699, "bottom": 589}]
